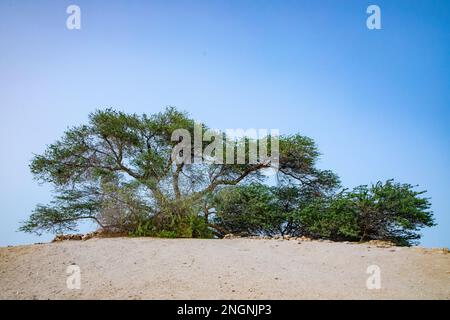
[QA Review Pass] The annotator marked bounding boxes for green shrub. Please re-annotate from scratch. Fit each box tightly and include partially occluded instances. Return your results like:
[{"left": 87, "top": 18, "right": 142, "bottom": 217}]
[
  {"left": 154, "top": 230, "right": 178, "bottom": 238},
  {"left": 128, "top": 214, "right": 213, "bottom": 239},
  {"left": 213, "top": 180, "right": 434, "bottom": 246},
  {"left": 129, "top": 220, "right": 155, "bottom": 237},
  {"left": 298, "top": 196, "right": 359, "bottom": 240},
  {"left": 189, "top": 215, "right": 213, "bottom": 238}
]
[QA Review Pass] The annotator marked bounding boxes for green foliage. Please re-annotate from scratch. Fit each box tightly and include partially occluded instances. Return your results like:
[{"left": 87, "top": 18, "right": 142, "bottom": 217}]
[
  {"left": 213, "top": 180, "right": 434, "bottom": 246},
  {"left": 277, "top": 134, "right": 340, "bottom": 193},
  {"left": 19, "top": 205, "right": 81, "bottom": 236},
  {"left": 188, "top": 214, "right": 214, "bottom": 238},
  {"left": 213, "top": 184, "right": 280, "bottom": 236},
  {"left": 154, "top": 230, "right": 178, "bottom": 238},
  {"left": 128, "top": 220, "right": 179, "bottom": 238},
  {"left": 129, "top": 214, "right": 213, "bottom": 238},
  {"left": 298, "top": 180, "right": 434, "bottom": 245},
  {"left": 298, "top": 195, "right": 360, "bottom": 240},
  {"left": 21, "top": 107, "right": 435, "bottom": 245},
  {"left": 129, "top": 220, "right": 155, "bottom": 237},
  {"left": 213, "top": 183, "right": 331, "bottom": 237},
  {"left": 349, "top": 180, "right": 434, "bottom": 245}
]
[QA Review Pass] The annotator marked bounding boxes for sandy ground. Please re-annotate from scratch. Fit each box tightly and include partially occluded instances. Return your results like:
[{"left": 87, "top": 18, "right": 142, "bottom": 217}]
[{"left": 0, "top": 237, "right": 448, "bottom": 300}]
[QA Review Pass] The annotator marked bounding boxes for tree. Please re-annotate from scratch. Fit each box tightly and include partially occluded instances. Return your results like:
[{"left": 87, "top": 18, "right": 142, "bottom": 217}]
[
  {"left": 349, "top": 180, "right": 435, "bottom": 245},
  {"left": 213, "top": 180, "right": 434, "bottom": 245},
  {"left": 212, "top": 181, "right": 339, "bottom": 237},
  {"left": 20, "top": 107, "right": 339, "bottom": 237},
  {"left": 212, "top": 184, "right": 279, "bottom": 237},
  {"left": 299, "top": 180, "right": 435, "bottom": 245},
  {"left": 298, "top": 193, "right": 360, "bottom": 241}
]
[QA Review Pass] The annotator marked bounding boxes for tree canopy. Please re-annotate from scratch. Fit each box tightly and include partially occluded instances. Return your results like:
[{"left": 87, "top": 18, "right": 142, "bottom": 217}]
[
  {"left": 20, "top": 107, "right": 434, "bottom": 245},
  {"left": 21, "top": 107, "right": 338, "bottom": 238}
]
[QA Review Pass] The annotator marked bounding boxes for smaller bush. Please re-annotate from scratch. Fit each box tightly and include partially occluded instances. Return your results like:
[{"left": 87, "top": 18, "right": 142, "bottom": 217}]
[
  {"left": 189, "top": 215, "right": 214, "bottom": 238},
  {"left": 129, "top": 220, "right": 155, "bottom": 237},
  {"left": 129, "top": 214, "right": 213, "bottom": 239},
  {"left": 154, "top": 230, "right": 178, "bottom": 238},
  {"left": 212, "top": 180, "right": 434, "bottom": 246},
  {"left": 298, "top": 196, "right": 359, "bottom": 241}
]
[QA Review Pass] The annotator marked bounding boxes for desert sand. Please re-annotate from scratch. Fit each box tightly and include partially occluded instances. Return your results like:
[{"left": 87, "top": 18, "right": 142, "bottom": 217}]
[{"left": 0, "top": 237, "right": 448, "bottom": 299}]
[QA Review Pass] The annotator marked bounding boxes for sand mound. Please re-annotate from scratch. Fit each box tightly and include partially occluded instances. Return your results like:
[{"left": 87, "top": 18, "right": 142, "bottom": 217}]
[{"left": 0, "top": 238, "right": 448, "bottom": 299}]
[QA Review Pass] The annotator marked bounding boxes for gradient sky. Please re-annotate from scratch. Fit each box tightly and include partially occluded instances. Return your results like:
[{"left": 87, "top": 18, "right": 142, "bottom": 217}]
[{"left": 0, "top": 0, "right": 449, "bottom": 247}]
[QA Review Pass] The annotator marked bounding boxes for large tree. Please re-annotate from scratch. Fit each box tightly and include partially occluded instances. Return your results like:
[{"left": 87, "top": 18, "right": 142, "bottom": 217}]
[{"left": 21, "top": 107, "right": 339, "bottom": 237}]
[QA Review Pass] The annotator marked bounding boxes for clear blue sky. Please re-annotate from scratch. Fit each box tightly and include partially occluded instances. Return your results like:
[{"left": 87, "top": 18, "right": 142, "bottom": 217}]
[{"left": 0, "top": 0, "right": 448, "bottom": 247}]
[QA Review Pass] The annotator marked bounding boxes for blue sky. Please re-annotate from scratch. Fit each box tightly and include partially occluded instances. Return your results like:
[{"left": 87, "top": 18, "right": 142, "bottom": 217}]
[{"left": 0, "top": 0, "right": 448, "bottom": 247}]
